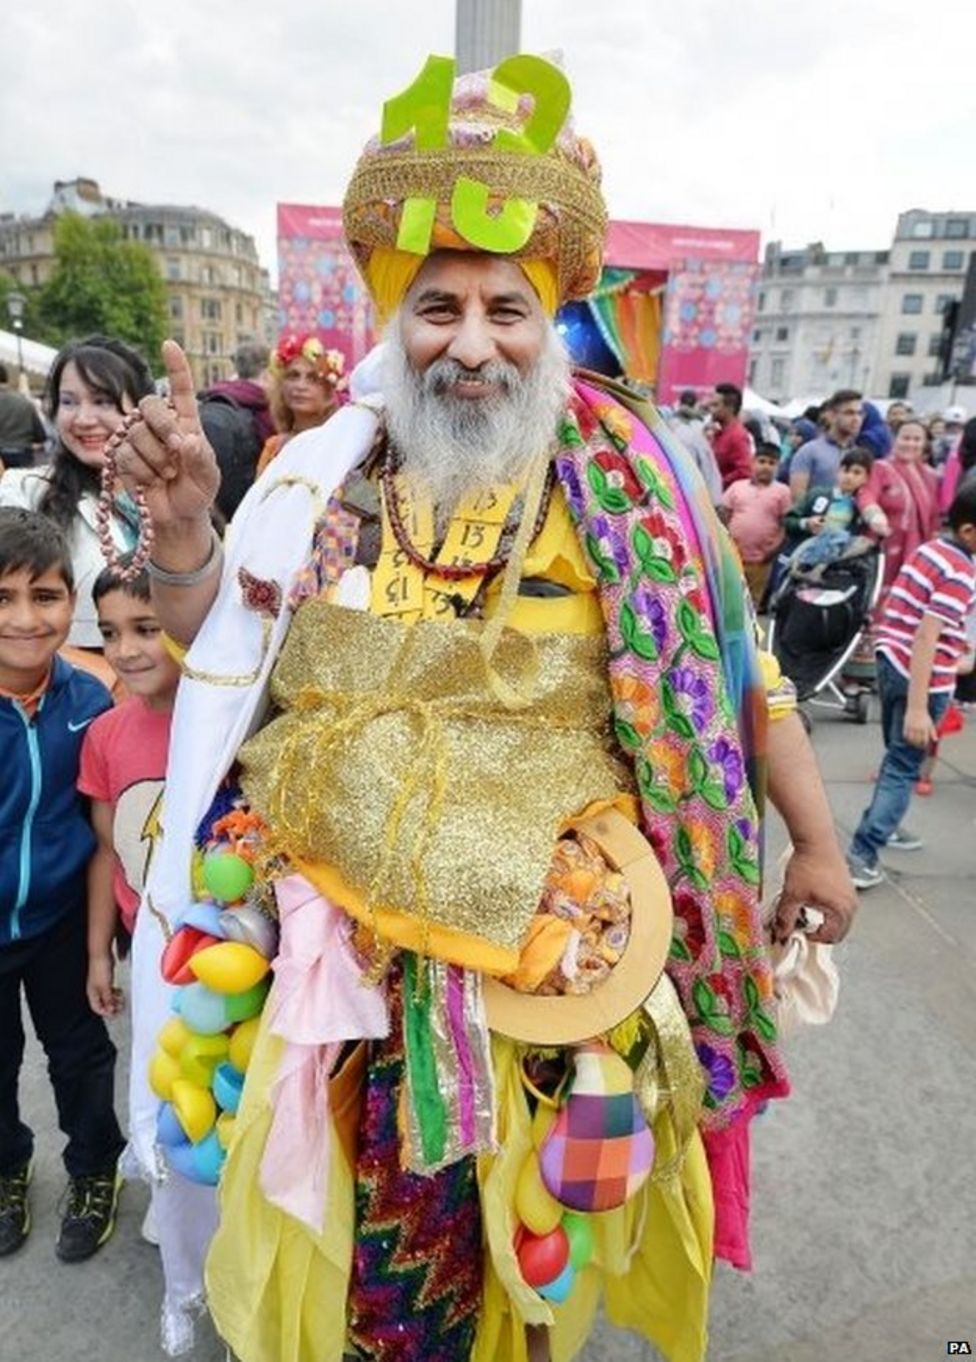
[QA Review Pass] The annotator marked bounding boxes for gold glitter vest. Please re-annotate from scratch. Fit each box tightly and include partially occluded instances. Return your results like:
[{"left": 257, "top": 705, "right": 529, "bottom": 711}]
[{"left": 238, "top": 598, "right": 631, "bottom": 974}]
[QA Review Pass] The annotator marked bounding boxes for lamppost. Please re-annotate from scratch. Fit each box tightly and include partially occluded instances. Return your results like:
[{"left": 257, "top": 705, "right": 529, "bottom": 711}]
[{"left": 6, "top": 289, "right": 26, "bottom": 384}]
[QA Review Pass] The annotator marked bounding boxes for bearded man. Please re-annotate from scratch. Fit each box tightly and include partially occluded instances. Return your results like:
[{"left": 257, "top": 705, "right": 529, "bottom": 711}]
[{"left": 114, "top": 59, "right": 855, "bottom": 1362}]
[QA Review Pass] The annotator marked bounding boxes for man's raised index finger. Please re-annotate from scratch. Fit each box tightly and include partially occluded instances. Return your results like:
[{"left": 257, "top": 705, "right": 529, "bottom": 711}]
[{"left": 162, "top": 338, "right": 200, "bottom": 427}]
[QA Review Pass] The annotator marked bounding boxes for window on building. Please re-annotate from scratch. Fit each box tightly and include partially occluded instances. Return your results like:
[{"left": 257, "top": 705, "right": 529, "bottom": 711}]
[
  {"left": 775, "top": 326, "right": 789, "bottom": 342},
  {"left": 928, "top": 333, "right": 943, "bottom": 358},
  {"left": 200, "top": 227, "right": 213, "bottom": 250},
  {"left": 168, "top": 297, "right": 183, "bottom": 320},
  {"left": 170, "top": 331, "right": 185, "bottom": 349},
  {"left": 901, "top": 293, "right": 923, "bottom": 314},
  {"left": 29, "top": 264, "right": 38, "bottom": 286},
  {"left": 202, "top": 265, "right": 218, "bottom": 286},
  {"left": 165, "top": 257, "right": 181, "bottom": 281},
  {"left": 935, "top": 293, "right": 958, "bottom": 315},
  {"left": 771, "top": 357, "right": 786, "bottom": 390},
  {"left": 780, "top": 288, "right": 794, "bottom": 310},
  {"left": 180, "top": 225, "right": 195, "bottom": 245},
  {"left": 201, "top": 298, "right": 222, "bottom": 321},
  {"left": 824, "top": 287, "right": 838, "bottom": 307},
  {"left": 895, "top": 333, "right": 917, "bottom": 356},
  {"left": 888, "top": 375, "right": 911, "bottom": 398},
  {"left": 922, "top": 373, "right": 943, "bottom": 386},
  {"left": 844, "top": 252, "right": 860, "bottom": 266},
  {"left": 235, "top": 302, "right": 244, "bottom": 325},
  {"left": 910, "top": 220, "right": 933, "bottom": 239},
  {"left": 875, "top": 251, "right": 889, "bottom": 265},
  {"left": 850, "top": 326, "right": 862, "bottom": 340},
  {"left": 164, "top": 225, "right": 180, "bottom": 247},
  {"left": 908, "top": 250, "right": 930, "bottom": 270},
  {"left": 945, "top": 219, "right": 969, "bottom": 239},
  {"left": 943, "top": 250, "right": 965, "bottom": 270},
  {"left": 205, "top": 332, "right": 222, "bottom": 356},
  {"left": 747, "top": 359, "right": 757, "bottom": 386}
]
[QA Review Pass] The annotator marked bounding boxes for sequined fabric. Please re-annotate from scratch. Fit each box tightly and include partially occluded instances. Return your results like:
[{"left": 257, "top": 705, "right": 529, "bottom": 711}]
[
  {"left": 348, "top": 961, "right": 483, "bottom": 1361},
  {"left": 239, "top": 599, "right": 632, "bottom": 957}
]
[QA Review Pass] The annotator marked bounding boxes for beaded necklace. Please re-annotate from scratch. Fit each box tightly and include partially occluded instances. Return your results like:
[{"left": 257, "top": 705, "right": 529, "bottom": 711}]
[{"left": 380, "top": 448, "right": 556, "bottom": 583}]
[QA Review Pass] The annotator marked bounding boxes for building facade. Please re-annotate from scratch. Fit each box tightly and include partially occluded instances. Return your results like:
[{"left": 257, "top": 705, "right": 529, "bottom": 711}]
[
  {"left": 872, "top": 208, "right": 975, "bottom": 404},
  {"left": 0, "top": 178, "right": 272, "bottom": 388},
  {"left": 749, "top": 242, "right": 889, "bottom": 403}
]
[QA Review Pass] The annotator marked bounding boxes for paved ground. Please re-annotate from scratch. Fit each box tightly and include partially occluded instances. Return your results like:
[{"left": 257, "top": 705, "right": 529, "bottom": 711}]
[{"left": 3, "top": 698, "right": 974, "bottom": 1362}]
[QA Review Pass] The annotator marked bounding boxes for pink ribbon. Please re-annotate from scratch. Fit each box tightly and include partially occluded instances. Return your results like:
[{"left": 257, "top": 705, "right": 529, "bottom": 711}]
[{"left": 258, "top": 874, "right": 388, "bottom": 1232}]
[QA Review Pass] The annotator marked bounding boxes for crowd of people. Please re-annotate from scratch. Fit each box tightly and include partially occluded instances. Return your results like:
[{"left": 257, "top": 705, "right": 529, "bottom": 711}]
[{"left": 0, "top": 51, "right": 973, "bottom": 1362}]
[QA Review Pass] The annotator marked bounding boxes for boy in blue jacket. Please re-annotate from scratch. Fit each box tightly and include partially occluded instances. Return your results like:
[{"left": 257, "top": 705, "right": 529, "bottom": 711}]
[{"left": 0, "top": 508, "right": 124, "bottom": 1260}]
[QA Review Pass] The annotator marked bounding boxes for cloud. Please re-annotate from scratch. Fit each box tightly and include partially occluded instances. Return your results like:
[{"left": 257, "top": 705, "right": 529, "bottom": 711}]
[{"left": 3, "top": 0, "right": 973, "bottom": 284}]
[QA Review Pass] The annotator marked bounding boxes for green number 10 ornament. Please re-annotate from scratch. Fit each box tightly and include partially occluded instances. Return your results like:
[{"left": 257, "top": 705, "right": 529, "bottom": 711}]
[{"left": 380, "top": 53, "right": 571, "bottom": 257}]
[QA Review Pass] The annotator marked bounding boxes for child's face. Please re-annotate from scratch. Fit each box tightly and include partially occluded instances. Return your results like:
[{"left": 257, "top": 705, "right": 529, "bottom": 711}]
[
  {"left": 0, "top": 566, "right": 74, "bottom": 687},
  {"left": 97, "top": 590, "right": 181, "bottom": 707},
  {"left": 839, "top": 464, "right": 869, "bottom": 494},
  {"left": 752, "top": 455, "right": 778, "bottom": 485}
]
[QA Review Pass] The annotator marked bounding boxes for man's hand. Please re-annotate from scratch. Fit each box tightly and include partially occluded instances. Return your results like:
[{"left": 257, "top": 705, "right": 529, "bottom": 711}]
[
  {"left": 771, "top": 843, "right": 858, "bottom": 945},
  {"left": 904, "top": 706, "right": 936, "bottom": 749},
  {"left": 115, "top": 339, "right": 220, "bottom": 530},
  {"left": 807, "top": 514, "right": 826, "bottom": 535},
  {"left": 87, "top": 955, "right": 124, "bottom": 1018}
]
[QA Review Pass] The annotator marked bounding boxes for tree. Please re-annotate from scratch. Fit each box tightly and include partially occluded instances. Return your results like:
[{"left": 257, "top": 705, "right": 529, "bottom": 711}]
[{"left": 37, "top": 213, "right": 168, "bottom": 368}]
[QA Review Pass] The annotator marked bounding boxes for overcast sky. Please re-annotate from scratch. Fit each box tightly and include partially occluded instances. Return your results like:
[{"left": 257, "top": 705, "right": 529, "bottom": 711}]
[{"left": 3, "top": 0, "right": 974, "bottom": 281}]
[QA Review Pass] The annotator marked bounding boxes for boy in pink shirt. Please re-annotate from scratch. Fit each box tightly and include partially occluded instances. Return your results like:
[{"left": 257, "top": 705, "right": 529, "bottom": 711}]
[
  {"left": 78, "top": 563, "right": 180, "bottom": 1018},
  {"left": 721, "top": 443, "right": 792, "bottom": 607}
]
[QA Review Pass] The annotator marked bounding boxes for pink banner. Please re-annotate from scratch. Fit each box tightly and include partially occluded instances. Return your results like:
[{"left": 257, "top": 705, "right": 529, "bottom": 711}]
[
  {"left": 276, "top": 204, "right": 376, "bottom": 367},
  {"left": 604, "top": 220, "right": 759, "bottom": 272},
  {"left": 656, "top": 260, "right": 760, "bottom": 406}
]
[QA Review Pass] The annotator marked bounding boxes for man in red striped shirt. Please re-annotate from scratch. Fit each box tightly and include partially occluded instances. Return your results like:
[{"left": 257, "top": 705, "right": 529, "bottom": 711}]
[{"left": 847, "top": 483, "right": 976, "bottom": 888}]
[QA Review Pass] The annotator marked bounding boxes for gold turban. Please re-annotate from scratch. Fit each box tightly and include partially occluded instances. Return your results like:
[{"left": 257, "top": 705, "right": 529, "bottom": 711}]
[{"left": 343, "top": 59, "right": 608, "bottom": 320}]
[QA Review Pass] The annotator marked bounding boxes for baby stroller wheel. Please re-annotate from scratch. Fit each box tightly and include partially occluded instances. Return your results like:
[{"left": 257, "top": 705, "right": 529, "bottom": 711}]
[{"left": 848, "top": 690, "right": 870, "bottom": 725}]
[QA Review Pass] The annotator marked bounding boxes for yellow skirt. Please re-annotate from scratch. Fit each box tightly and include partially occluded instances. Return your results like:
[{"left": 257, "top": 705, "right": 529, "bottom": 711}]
[{"left": 206, "top": 1022, "right": 712, "bottom": 1362}]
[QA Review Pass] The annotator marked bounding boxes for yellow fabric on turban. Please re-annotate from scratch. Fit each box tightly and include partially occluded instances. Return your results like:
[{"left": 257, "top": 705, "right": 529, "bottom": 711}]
[
  {"left": 366, "top": 245, "right": 560, "bottom": 324},
  {"left": 344, "top": 62, "right": 607, "bottom": 315}
]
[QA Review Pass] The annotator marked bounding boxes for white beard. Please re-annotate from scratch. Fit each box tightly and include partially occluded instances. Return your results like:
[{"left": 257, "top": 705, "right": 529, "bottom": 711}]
[{"left": 382, "top": 319, "right": 571, "bottom": 524}]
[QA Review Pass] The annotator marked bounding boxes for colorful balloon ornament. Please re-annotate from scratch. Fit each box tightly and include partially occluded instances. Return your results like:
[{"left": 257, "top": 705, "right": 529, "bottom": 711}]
[{"left": 149, "top": 803, "right": 277, "bottom": 1187}]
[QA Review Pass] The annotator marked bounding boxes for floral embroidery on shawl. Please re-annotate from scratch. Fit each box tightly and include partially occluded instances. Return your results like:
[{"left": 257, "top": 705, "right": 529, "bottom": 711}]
[{"left": 556, "top": 379, "right": 789, "bottom": 1127}]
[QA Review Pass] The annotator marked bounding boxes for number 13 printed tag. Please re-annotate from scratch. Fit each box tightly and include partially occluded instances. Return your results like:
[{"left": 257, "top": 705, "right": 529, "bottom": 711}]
[{"left": 380, "top": 54, "right": 571, "bottom": 257}]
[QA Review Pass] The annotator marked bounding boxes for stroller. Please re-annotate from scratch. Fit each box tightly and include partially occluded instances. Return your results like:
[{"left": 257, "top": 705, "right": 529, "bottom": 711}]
[{"left": 766, "top": 544, "right": 883, "bottom": 724}]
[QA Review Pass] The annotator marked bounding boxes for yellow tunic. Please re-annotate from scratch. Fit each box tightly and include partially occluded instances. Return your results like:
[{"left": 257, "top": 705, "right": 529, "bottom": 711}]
[{"left": 206, "top": 489, "right": 714, "bottom": 1362}]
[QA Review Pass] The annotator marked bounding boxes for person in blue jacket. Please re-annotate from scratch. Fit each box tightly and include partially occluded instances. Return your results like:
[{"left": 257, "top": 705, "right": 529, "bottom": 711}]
[{"left": 0, "top": 507, "right": 124, "bottom": 1261}]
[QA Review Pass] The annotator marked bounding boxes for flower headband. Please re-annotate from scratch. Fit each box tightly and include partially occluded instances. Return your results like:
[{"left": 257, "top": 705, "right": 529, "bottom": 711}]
[{"left": 271, "top": 333, "right": 348, "bottom": 390}]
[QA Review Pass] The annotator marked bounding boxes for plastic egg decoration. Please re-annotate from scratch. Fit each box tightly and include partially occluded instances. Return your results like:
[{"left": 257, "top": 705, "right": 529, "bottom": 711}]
[
  {"left": 176, "top": 982, "right": 232, "bottom": 1036},
  {"left": 515, "top": 1154, "right": 563, "bottom": 1235},
  {"left": 515, "top": 1224, "right": 569, "bottom": 1288},
  {"left": 537, "top": 1261, "right": 575, "bottom": 1303},
  {"left": 203, "top": 851, "right": 255, "bottom": 904},
  {"left": 188, "top": 941, "right": 269, "bottom": 995}
]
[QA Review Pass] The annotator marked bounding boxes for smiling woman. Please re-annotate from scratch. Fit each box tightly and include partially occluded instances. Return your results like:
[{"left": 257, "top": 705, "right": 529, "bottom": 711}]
[{"left": 0, "top": 336, "right": 155, "bottom": 648}]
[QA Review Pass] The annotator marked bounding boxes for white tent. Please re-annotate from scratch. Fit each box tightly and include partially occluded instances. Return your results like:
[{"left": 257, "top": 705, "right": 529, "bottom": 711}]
[
  {"left": 781, "top": 394, "right": 827, "bottom": 419},
  {"left": 743, "top": 386, "right": 790, "bottom": 419},
  {"left": 0, "top": 328, "right": 57, "bottom": 383}
]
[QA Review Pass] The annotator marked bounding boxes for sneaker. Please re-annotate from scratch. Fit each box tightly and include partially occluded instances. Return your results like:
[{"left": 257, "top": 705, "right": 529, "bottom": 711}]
[
  {"left": 847, "top": 856, "right": 884, "bottom": 890},
  {"left": 56, "top": 1169, "right": 122, "bottom": 1263},
  {"left": 886, "top": 827, "right": 923, "bottom": 851},
  {"left": 0, "top": 1161, "right": 32, "bottom": 1256}
]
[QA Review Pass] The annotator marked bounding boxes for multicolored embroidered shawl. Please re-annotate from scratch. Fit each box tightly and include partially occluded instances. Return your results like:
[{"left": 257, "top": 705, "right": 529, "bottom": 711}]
[{"left": 555, "top": 377, "right": 789, "bottom": 1128}]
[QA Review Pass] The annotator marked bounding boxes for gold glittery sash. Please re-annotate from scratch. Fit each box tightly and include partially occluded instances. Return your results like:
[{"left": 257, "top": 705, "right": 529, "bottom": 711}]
[{"left": 238, "top": 600, "right": 631, "bottom": 972}]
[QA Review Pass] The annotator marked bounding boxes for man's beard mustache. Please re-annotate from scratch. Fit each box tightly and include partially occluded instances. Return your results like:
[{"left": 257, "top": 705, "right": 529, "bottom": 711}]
[{"left": 382, "top": 321, "right": 571, "bottom": 521}]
